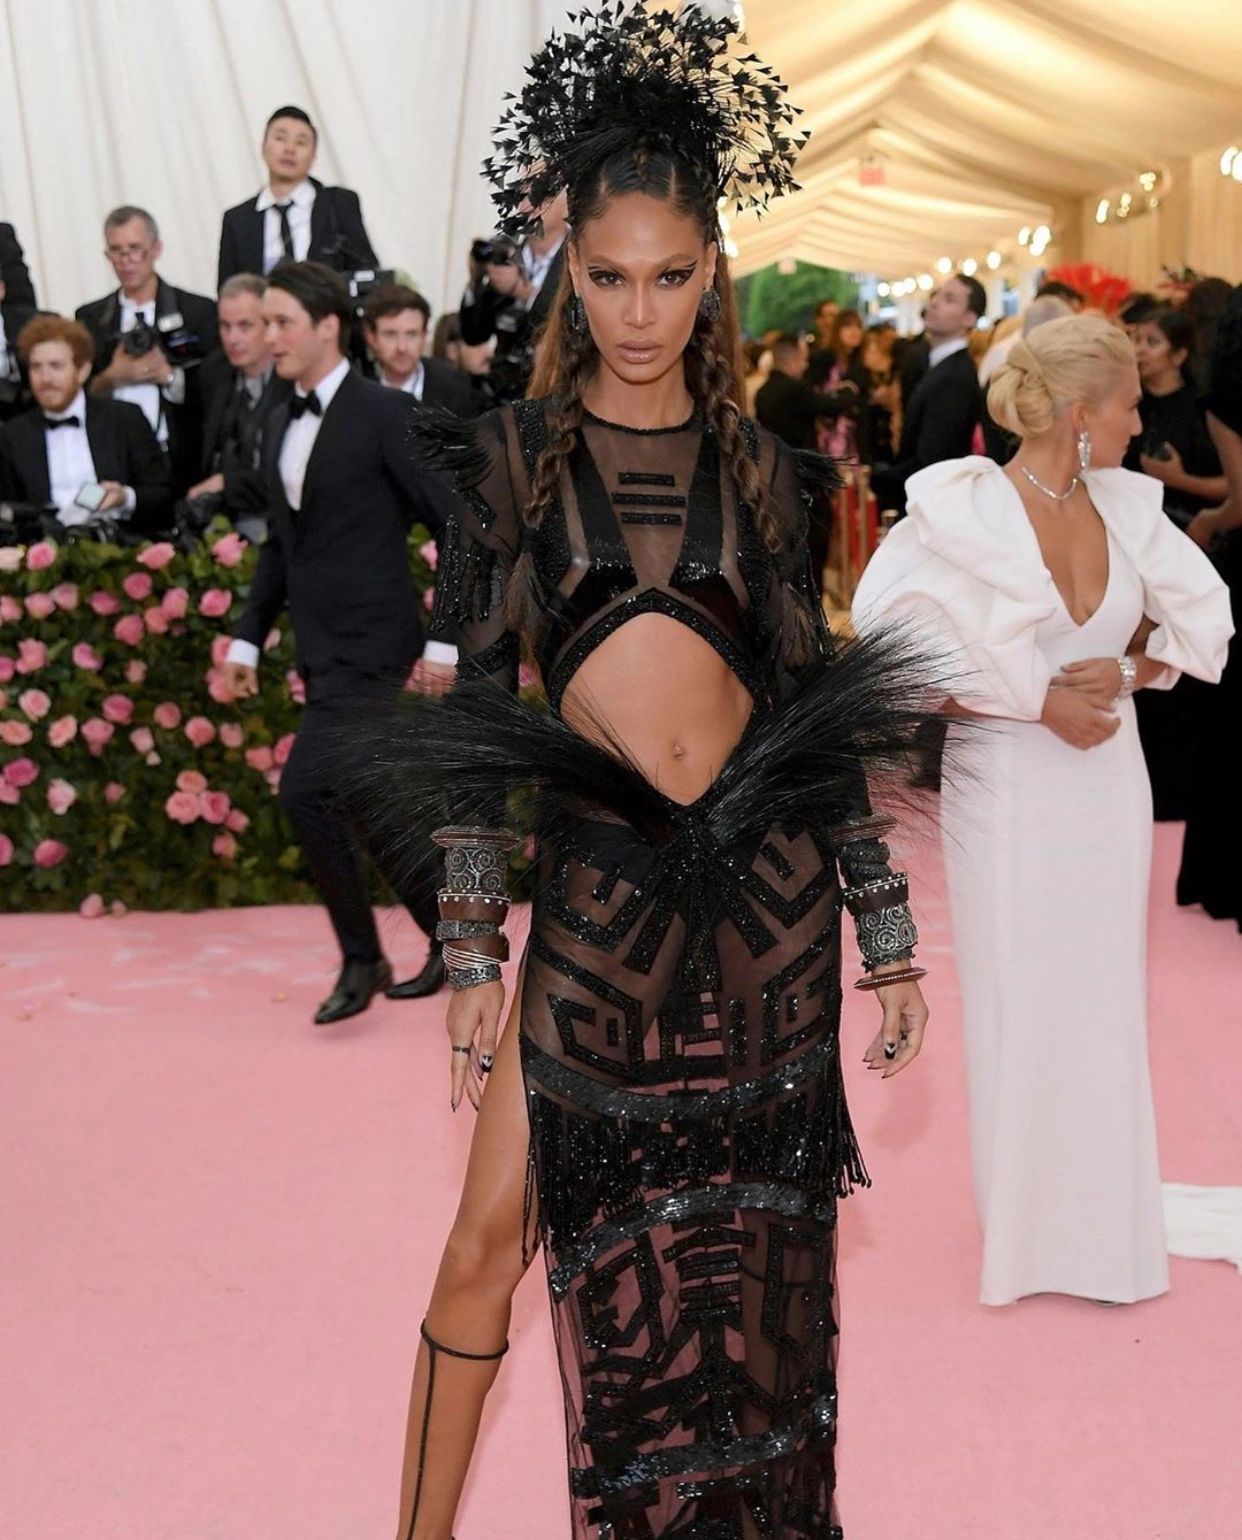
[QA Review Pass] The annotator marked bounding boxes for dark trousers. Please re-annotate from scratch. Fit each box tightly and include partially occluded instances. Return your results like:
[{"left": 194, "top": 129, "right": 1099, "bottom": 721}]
[{"left": 279, "top": 668, "right": 440, "bottom": 964}]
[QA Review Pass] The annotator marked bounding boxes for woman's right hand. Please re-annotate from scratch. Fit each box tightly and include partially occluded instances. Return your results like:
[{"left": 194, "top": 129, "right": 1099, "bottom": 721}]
[
  {"left": 446, "top": 980, "right": 505, "bottom": 1112},
  {"left": 1040, "top": 687, "right": 1120, "bottom": 750}
]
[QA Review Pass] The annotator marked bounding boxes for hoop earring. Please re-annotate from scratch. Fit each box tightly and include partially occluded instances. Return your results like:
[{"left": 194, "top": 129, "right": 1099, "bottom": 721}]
[
  {"left": 568, "top": 293, "right": 586, "bottom": 333},
  {"left": 1077, "top": 429, "right": 1092, "bottom": 472},
  {"left": 698, "top": 288, "right": 721, "bottom": 322}
]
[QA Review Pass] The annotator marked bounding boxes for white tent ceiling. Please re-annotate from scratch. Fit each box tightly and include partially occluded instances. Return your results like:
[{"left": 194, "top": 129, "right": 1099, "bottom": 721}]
[{"left": 732, "top": 0, "right": 1242, "bottom": 278}]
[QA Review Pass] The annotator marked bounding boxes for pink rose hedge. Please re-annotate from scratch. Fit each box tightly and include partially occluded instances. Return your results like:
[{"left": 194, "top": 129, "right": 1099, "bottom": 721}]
[{"left": 0, "top": 520, "right": 438, "bottom": 911}]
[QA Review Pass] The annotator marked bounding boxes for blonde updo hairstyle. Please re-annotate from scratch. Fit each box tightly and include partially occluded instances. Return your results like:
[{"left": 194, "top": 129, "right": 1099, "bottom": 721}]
[{"left": 988, "top": 314, "right": 1134, "bottom": 439}]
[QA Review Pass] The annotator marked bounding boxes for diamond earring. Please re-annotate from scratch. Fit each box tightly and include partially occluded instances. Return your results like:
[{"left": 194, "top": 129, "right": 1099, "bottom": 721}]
[
  {"left": 1077, "top": 429, "right": 1092, "bottom": 472},
  {"left": 568, "top": 293, "right": 586, "bottom": 333},
  {"left": 698, "top": 288, "right": 721, "bottom": 322}
]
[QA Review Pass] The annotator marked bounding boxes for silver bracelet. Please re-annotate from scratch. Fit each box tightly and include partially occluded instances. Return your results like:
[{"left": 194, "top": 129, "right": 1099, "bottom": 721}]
[
  {"left": 432, "top": 825, "right": 519, "bottom": 898},
  {"left": 854, "top": 902, "right": 919, "bottom": 971},
  {"left": 446, "top": 962, "right": 502, "bottom": 992},
  {"left": 1116, "top": 655, "right": 1138, "bottom": 699}
]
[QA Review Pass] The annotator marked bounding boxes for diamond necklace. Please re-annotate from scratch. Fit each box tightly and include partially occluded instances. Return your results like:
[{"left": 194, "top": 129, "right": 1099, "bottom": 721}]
[{"left": 1019, "top": 463, "right": 1079, "bottom": 502}]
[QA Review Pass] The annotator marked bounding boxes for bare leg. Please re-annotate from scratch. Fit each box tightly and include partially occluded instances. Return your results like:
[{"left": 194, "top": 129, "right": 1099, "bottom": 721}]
[{"left": 394, "top": 977, "right": 537, "bottom": 1540}]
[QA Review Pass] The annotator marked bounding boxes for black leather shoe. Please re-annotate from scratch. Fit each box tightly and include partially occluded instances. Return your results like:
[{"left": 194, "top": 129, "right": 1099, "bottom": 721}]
[
  {"left": 313, "top": 958, "right": 394, "bottom": 1025},
  {"left": 385, "top": 949, "right": 446, "bottom": 1000}
]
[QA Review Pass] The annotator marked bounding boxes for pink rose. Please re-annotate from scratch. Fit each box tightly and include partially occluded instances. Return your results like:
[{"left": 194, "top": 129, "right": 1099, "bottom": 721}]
[
  {"left": 423, "top": 587, "right": 435, "bottom": 611},
  {"left": 113, "top": 614, "right": 145, "bottom": 647},
  {"left": 518, "top": 662, "right": 539, "bottom": 690},
  {"left": 225, "top": 807, "right": 250, "bottom": 833},
  {"left": 219, "top": 722, "right": 244, "bottom": 749},
  {"left": 0, "top": 595, "right": 21, "bottom": 623},
  {"left": 184, "top": 716, "right": 215, "bottom": 748},
  {"left": 0, "top": 833, "right": 13, "bottom": 866},
  {"left": 122, "top": 571, "right": 154, "bottom": 602},
  {"left": 17, "top": 639, "right": 48, "bottom": 673},
  {"left": 47, "top": 778, "right": 77, "bottom": 815},
  {"left": 72, "top": 642, "right": 103, "bottom": 671},
  {"left": 286, "top": 670, "right": 306, "bottom": 705},
  {"left": 18, "top": 688, "right": 50, "bottom": 721},
  {"left": 3, "top": 756, "right": 39, "bottom": 787},
  {"left": 111, "top": 900, "right": 128, "bottom": 917},
  {"left": 176, "top": 770, "right": 208, "bottom": 794},
  {"left": 104, "top": 782, "right": 125, "bottom": 805},
  {"left": 212, "top": 532, "right": 247, "bottom": 567},
  {"left": 153, "top": 702, "right": 181, "bottom": 730},
  {"left": 125, "top": 659, "right": 147, "bottom": 685},
  {"left": 24, "top": 592, "right": 55, "bottom": 619},
  {"left": 47, "top": 715, "right": 77, "bottom": 748},
  {"left": 137, "top": 541, "right": 176, "bottom": 570},
  {"left": 0, "top": 781, "right": 19, "bottom": 805},
  {"left": 264, "top": 627, "right": 281, "bottom": 653},
  {"left": 0, "top": 657, "right": 14, "bottom": 684},
  {"left": 102, "top": 694, "right": 134, "bottom": 726},
  {"left": 418, "top": 539, "right": 438, "bottom": 572},
  {"left": 206, "top": 668, "right": 233, "bottom": 705},
  {"left": 143, "top": 605, "right": 170, "bottom": 635},
  {"left": 273, "top": 732, "right": 295, "bottom": 767},
  {"left": 164, "top": 790, "right": 200, "bottom": 824},
  {"left": 79, "top": 893, "right": 106, "bottom": 918},
  {"left": 211, "top": 832, "right": 238, "bottom": 860},
  {"left": 199, "top": 588, "right": 233, "bottom": 619},
  {"left": 161, "top": 586, "right": 189, "bottom": 619},
  {"left": 0, "top": 721, "right": 32, "bottom": 746},
  {"left": 81, "top": 718, "right": 115, "bottom": 756},
  {"left": 210, "top": 635, "right": 232, "bottom": 667},
  {"left": 245, "top": 746, "right": 274, "bottom": 773},
  {"left": 0, "top": 689, "right": 6, "bottom": 710},
  {"left": 264, "top": 767, "right": 282, "bottom": 792},
  {"left": 33, "top": 838, "right": 68, "bottom": 868},
  {"left": 50, "top": 582, "right": 79, "bottom": 611},
  {"left": 26, "top": 540, "right": 58, "bottom": 571},
  {"left": 89, "top": 591, "right": 121, "bottom": 616},
  {"left": 129, "top": 727, "right": 155, "bottom": 755},
  {"left": 199, "top": 790, "right": 231, "bottom": 825}
]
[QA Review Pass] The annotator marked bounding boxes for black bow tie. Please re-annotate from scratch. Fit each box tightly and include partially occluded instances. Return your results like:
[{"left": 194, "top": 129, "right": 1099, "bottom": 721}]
[
  {"left": 43, "top": 415, "right": 81, "bottom": 430},
  {"left": 288, "top": 390, "right": 322, "bottom": 420}
]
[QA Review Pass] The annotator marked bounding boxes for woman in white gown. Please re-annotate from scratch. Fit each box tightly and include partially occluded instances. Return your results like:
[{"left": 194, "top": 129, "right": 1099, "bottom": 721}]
[{"left": 853, "top": 315, "right": 1233, "bottom": 1306}]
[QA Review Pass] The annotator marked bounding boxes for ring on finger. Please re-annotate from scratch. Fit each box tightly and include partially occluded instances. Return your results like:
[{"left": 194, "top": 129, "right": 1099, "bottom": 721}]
[{"left": 451, "top": 1045, "right": 471, "bottom": 1056}]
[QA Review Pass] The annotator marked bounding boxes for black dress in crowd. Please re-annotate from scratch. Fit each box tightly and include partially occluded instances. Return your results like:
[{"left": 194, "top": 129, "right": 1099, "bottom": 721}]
[
  {"left": 1178, "top": 364, "right": 1242, "bottom": 928},
  {"left": 1123, "top": 382, "right": 1225, "bottom": 820},
  {"left": 378, "top": 400, "right": 931, "bottom": 1539}
]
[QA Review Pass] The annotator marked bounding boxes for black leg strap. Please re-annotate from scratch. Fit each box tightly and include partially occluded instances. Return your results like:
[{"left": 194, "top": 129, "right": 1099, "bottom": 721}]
[{"left": 419, "top": 1320, "right": 509, "bottom": 1360}]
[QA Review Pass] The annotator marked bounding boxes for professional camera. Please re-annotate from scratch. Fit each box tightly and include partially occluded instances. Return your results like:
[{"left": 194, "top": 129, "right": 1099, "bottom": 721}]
[
  {"left": 470, "top": 236, "right": 517, "bottom": 268},
  {"left": 116, "top": 310, "right": 210, "bottom": 366}
]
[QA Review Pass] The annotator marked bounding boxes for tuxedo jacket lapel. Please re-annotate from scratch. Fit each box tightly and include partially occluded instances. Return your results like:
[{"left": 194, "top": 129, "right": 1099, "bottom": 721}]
[
  {"left": 84, "top": 400, "right": 119, "bottom": 483},
  {"left": 264, "top": 401, "right": 294, "bottom": 525},
  {"left": 13, "top": 415, "right": 51, "bottom": 503},
  {"left": 300, "top": 370, "right": 356, "bottom": 505}
]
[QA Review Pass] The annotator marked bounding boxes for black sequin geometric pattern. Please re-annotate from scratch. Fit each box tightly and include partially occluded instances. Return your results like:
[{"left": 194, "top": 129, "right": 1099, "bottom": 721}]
[{"left": 409, "top": 399, "right": 909, "bottom": 1539}]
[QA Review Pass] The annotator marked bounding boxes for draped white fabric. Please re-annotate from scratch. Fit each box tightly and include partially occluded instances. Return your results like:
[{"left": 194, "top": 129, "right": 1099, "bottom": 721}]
[{"left": 0, "top": 0, "right": 572, "bottom": 316}]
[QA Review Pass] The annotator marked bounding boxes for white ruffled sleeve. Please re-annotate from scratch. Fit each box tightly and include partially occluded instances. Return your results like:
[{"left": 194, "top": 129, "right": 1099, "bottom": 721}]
[
  {"left": 1090, "top": 469, "right": 1234, "bottom": 689},
  {"left": 852, "top": 459, "right": 1058, "bottom": 721}
]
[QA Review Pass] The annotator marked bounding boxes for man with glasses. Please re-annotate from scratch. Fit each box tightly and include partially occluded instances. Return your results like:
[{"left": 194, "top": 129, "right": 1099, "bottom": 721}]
[{"left": 75, "top": 206, "right": 218, "bottom": 498}]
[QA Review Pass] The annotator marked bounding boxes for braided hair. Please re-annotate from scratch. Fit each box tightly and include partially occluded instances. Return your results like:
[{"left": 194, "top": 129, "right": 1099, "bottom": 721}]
[{"left": 511, "top": 147, "right": 787, "bottom": 633}]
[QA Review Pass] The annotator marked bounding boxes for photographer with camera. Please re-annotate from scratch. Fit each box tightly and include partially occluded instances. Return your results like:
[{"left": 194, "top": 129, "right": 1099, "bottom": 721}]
[
  {"left": 0, "top": 315, "right": 171, "bottom": 533},
  {"left": 186, "top": 274, "right": 291, "bottom": 543},
  {"left": 76, "top": 206, "right": 217, "bottom": 499},
  {"left": 457, "top": 189, "right": 568, "bottom": 402},
  {"left": 218, "top": 106, "right": 378, "bottom": 287}
]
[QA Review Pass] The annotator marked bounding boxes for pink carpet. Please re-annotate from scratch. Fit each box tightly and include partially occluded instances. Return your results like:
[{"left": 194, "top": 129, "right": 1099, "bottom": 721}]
[{"left": 2, "top": 823, "right": 1238, "bottom": 1540}]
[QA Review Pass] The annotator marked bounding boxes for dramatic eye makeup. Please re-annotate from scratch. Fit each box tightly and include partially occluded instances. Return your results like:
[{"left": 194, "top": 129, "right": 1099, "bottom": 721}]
[{"left": 586, "top": 262, "right": 699, "bottom": 287}]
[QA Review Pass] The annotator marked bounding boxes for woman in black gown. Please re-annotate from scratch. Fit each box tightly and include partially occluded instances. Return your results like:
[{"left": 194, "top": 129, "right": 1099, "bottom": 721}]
[{"left": 374, "top": 11, "right": 936, "bottom": 1537}]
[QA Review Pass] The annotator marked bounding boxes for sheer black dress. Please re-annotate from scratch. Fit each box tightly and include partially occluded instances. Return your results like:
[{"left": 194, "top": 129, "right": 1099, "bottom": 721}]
[{"left": 408, "top": 398, "right": 923, "bottom": 1539}]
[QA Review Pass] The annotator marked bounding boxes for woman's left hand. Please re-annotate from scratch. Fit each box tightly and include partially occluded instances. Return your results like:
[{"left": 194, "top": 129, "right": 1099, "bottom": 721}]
[
  {"left": 1140, "top": 442, "right": 1185, "bottom": 487},
  {"left": 1052, "top": 657, "right": 1123, "bottom": 704},
  {"left": 862, "top": 969, "right": 929, "bottom": 1079}
]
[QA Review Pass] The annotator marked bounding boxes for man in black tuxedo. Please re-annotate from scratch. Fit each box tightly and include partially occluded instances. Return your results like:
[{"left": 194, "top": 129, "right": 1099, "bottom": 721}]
[
  {"left": 0, "top": 315, "right": 171, "bottom": 531},
  {"left": 222, "top": 263, "right": 456, "bottom": 1025},
  {"left": 0, "top": 223, "right": 38, "bottom": 423},
  {"left": 361, "top": 284, "right": 476, "bottom": 415},
  {"left": 872, "top": 273, "right": 985, "bottom": 515},
  {"left": 217, "top": 106, "right": 378, "bottom": 288},
  {"left": 459, "top": 191, "right": 568, "bottom": 401},
  {"left": 188, "top": 274, "right": 291, "bottom": 541},
  {"left": 76, "top": 206, "right": 217, "bottom": 499},
  {"left": 755, "top": 331, "right": 832, "bottom": 591}
]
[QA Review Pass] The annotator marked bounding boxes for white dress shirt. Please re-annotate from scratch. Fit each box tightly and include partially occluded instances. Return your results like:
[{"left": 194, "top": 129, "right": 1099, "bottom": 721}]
[
  {"left": 43, "top": 389, "right": 136, "bottom": 524},
  {"left": 384, "top": 362, "right": 425, "bottom": 400},
  {"left": 257, "top": 179, "right": 315, "bottom": 273},
  {"left": 111, "top": 292, "right": 186, "bottom": 444},
  {"left": 927, "top": 336, "right": 971, "bottom": 371}
]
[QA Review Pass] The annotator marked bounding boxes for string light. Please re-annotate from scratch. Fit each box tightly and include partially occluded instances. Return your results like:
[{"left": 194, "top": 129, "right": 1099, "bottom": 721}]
[
  {"left": 876, "top": 281, "right": 891, "bottom": 298},
  {"left": 935, "top": 256, "right": 953, "bottom": 274},
  {"left": 986, "top": 250, "right": 1002, "bottom": 270},
  {"left": 1095, "top": 199, "right": 1110, "bottom": 224},
  {"left": 917, "top": 273, "right": 934, "bottom": 292},
  {"left": 1220, "top": 146, "right": 1238, "bottom": 176},
  {"left": 961, "top": 257, "right": 978, "bottom": 276},
  {"left": 1018, "top": 226, "right": 1032, "bottom": 247}
]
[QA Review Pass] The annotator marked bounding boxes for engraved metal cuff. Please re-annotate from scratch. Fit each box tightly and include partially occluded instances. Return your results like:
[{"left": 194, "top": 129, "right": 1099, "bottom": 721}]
[
  {"left": 842, "top": 872, "right": 910, "bottom": 916},
  {"left": 432, "top": 825, "right": 520, "bottom": 899},
  {"left": 853, "top": 902, "right": 918, "bottom": 970}
]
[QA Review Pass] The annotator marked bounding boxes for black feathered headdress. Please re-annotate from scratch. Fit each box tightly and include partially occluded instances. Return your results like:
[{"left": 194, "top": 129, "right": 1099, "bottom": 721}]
[{"left": 484, "top": 0, "right": 807, "bottom": 238}]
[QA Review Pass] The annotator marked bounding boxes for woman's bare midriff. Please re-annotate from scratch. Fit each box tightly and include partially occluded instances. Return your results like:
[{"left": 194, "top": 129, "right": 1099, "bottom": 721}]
[{"left": 559, "top": 612, "right": 753, "bottom": 806}]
